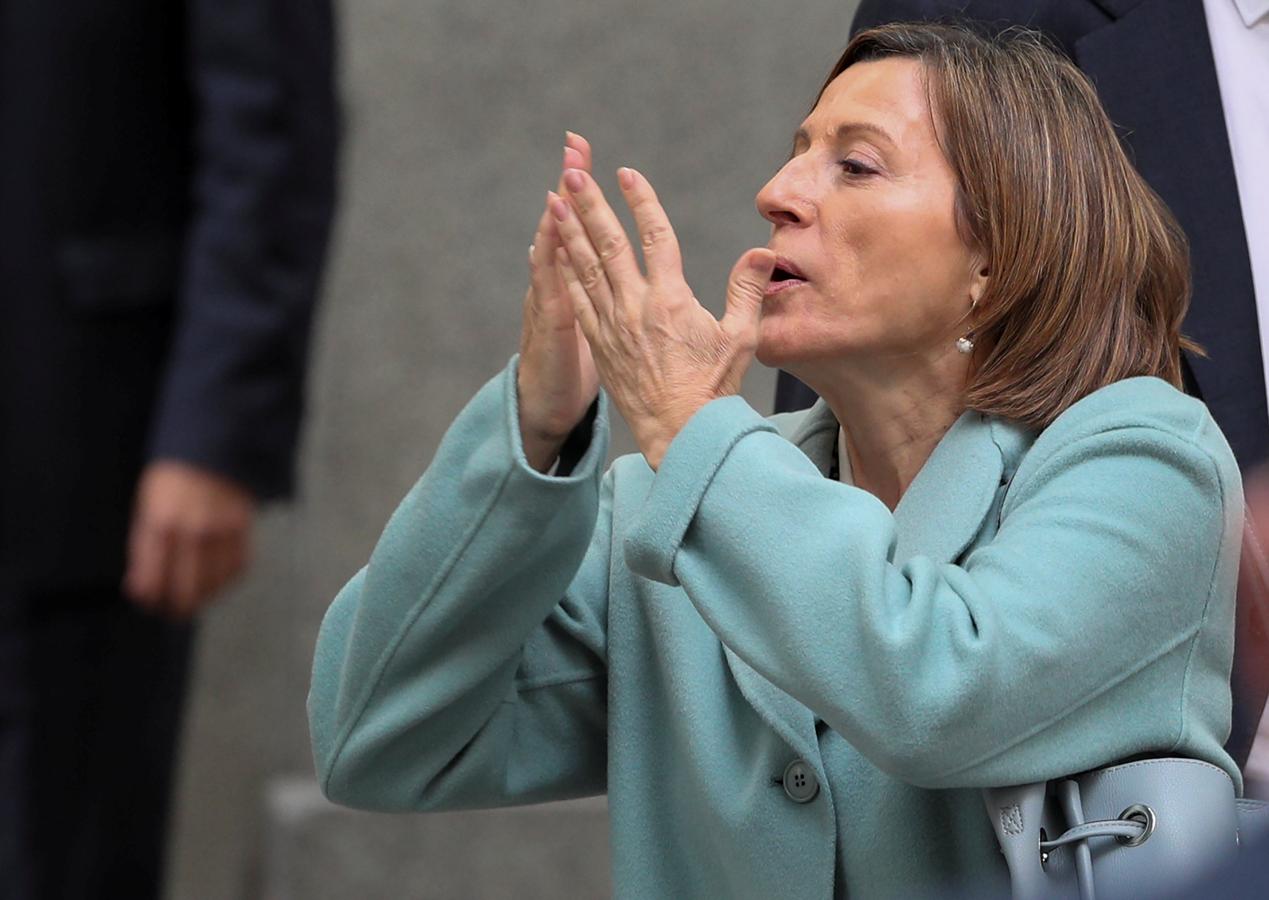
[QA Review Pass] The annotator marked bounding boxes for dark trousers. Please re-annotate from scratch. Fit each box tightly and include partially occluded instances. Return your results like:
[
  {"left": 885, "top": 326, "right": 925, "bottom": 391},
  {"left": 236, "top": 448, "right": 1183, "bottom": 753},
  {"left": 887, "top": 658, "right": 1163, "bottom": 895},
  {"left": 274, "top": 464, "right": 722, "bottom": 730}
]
[{"left": 0, "top": 583, "right": 194, "bottom": 899}]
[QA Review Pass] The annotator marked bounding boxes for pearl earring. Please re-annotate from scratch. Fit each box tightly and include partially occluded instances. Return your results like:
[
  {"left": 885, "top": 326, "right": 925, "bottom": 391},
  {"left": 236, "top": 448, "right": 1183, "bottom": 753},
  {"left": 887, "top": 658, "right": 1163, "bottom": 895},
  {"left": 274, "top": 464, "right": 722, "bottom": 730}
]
[{"left": 956, "top": 296, "right": 978, "bottom": 354}]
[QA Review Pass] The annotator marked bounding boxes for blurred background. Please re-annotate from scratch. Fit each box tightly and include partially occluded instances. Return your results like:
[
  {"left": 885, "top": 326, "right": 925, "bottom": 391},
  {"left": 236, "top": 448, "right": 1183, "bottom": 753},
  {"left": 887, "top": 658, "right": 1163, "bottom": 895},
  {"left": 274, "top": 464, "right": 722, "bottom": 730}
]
[{"left": 163, "top": 0, "right": 863, "bottom": 897}]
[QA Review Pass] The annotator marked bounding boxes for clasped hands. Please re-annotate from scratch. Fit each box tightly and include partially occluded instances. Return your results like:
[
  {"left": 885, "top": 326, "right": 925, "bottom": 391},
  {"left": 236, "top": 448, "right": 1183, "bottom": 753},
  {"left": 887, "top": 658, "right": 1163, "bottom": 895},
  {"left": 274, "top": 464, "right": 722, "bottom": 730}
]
[{"left": 517, "top": 132, "right": 777, "bottom": 472}]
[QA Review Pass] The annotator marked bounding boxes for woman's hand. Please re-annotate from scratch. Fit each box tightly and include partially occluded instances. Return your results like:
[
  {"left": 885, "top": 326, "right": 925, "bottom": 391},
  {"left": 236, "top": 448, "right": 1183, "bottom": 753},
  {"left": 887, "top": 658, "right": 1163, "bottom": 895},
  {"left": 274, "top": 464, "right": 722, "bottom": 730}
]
[
  {"left": 517, "top": 133, "right": 601, "bottom": 472},
  {"left": 550, "top": 162, "right": 776, "bottom": 469}
]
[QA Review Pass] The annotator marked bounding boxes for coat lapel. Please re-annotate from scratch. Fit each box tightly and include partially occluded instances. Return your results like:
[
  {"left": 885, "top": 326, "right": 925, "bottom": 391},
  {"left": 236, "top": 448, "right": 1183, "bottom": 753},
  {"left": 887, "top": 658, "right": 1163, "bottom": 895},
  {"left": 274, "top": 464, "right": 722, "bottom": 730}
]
[
  {"left": 891, "top": 411, "right": 1007, "bottom": 566},
  {"left": 1076, "top": 0, "right": 1268, "bottom": 468},
  {"left": 719, "top": 404, "right": 1023, "bottom": 765}
]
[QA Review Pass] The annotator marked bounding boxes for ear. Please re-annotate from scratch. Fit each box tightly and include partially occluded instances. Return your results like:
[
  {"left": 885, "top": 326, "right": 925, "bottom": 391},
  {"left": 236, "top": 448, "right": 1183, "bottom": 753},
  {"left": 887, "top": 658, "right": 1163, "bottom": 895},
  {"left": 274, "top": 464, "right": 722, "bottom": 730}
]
[{"left": 968, "top": 256, "right": 990, "bottom": 306}]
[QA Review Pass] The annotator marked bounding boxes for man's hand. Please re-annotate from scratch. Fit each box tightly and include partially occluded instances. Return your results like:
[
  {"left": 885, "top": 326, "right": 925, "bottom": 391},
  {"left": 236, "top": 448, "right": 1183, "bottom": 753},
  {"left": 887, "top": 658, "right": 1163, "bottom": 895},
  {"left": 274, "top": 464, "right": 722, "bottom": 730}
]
[{"left": 123, "top": 461, "right": 256, "bottom": 619}]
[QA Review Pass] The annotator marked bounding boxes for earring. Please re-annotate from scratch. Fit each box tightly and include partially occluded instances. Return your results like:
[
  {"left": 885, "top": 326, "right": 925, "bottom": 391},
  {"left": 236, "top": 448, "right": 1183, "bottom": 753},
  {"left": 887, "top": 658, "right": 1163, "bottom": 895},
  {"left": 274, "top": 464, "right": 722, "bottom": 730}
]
[{"left": 956, "top": 297, "right": 978, "bottom": 354}]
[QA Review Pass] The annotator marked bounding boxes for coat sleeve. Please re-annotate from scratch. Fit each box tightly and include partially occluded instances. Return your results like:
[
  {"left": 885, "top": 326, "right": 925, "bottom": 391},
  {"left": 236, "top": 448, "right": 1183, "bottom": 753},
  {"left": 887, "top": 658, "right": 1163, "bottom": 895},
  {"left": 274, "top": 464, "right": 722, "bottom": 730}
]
[
  {"left": 308, "top": 358, "right": 612, "bottom": 812},
  {"left": 624, "top": 395, "right": 1242, "bottom": 790},
  {"left": 147, "top": 0, "right": 340, "bottom": 498}
]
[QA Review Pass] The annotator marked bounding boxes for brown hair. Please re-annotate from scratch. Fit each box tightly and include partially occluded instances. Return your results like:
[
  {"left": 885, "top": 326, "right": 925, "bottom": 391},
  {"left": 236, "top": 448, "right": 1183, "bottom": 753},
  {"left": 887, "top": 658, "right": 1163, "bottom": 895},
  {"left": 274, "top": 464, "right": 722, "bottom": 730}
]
[{"left": 819, "top": 23, "right": 1197, "bottom": 429}]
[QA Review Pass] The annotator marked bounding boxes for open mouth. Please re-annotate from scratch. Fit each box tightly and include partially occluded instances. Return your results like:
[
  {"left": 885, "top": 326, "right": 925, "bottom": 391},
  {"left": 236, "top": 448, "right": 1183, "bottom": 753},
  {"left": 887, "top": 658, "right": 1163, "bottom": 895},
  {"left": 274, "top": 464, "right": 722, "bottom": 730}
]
[{"left": 766, "top": 257, "right": 808, "bottom": 295}]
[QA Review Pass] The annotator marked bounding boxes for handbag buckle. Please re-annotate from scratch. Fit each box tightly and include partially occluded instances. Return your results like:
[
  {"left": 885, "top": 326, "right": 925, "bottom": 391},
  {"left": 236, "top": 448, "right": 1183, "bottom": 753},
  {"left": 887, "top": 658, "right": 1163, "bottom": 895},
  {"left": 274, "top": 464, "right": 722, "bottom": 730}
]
[{"left": 1116, "top": 804, "right": 1156, "bottom": 846}]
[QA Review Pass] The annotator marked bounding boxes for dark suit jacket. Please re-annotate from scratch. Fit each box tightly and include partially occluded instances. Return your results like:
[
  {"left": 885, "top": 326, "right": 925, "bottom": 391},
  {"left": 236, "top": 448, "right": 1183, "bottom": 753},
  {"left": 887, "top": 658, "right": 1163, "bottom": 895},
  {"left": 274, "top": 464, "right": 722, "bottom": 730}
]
[
  {"left": 773, "top": 0, "right": 1269, "bottom": 766},
  {"left": 0, "top": 0, "right": 339, "bottom": 589}
]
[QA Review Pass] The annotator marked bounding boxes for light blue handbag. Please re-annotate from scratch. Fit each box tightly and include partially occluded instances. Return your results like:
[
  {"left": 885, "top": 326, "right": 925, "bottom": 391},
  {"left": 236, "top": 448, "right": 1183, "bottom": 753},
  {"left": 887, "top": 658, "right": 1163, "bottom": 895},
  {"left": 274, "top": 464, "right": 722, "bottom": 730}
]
[{"left": 984, "top": 757, "right": 1269, "bottom": 899}]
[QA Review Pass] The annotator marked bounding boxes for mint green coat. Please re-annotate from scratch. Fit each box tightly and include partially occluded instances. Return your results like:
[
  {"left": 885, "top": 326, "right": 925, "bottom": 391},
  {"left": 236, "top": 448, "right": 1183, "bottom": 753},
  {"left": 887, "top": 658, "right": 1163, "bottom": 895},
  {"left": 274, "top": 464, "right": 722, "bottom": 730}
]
[{"left": 308, "top": 357, "right": 1242, "bottom": 899}]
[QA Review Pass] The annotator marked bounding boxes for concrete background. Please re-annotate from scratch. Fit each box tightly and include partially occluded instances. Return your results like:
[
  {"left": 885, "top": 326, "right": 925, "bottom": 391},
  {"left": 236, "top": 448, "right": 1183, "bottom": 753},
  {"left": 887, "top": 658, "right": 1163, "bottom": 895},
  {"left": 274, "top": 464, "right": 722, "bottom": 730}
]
[{"left": 165, "top": 1, "right": 860, "bottom": 897}]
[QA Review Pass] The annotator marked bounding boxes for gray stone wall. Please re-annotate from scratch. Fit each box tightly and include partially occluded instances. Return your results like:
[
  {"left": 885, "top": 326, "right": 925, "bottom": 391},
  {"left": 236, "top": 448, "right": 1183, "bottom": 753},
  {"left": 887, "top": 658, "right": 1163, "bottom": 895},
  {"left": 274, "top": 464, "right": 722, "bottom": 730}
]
[{"left": 165, "top": 1, "right": 860, "bottom": 897}]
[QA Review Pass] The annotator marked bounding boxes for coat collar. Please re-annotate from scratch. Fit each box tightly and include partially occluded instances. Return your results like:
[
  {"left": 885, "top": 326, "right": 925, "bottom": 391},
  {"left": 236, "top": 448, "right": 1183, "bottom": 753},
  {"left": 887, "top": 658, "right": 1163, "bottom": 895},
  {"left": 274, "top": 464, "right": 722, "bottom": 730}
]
[
  {"left": 779, "top": 399, "right": 1031, "bottom": 565},
  {"left": 723, "top": 402, "right": 1033, "bottom": 769}
]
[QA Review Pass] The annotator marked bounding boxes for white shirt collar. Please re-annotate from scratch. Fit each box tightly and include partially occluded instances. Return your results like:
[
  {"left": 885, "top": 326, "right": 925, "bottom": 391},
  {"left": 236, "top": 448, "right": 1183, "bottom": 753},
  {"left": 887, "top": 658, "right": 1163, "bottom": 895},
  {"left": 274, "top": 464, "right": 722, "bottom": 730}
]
[{"left": 1234, "top": 0, "right": 1269, "bottom": 27}]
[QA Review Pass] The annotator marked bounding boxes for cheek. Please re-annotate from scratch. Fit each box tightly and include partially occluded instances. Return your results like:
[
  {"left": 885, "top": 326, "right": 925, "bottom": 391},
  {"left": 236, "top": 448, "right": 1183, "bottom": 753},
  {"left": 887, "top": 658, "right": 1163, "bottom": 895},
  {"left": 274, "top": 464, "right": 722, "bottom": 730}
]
[
  {"left": 829, "top": 203, "right": 973, "bottom": 325},
  {"left": 818, "top": 221, "right": 914, "bottom": 330}
]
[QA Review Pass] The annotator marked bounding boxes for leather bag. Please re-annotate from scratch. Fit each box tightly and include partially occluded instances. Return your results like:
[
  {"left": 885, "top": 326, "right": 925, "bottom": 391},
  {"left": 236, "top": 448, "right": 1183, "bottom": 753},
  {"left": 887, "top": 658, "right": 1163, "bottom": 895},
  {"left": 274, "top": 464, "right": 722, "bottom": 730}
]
[{"left": 983, "top": 757, "right": 1269, "bottom": 899}]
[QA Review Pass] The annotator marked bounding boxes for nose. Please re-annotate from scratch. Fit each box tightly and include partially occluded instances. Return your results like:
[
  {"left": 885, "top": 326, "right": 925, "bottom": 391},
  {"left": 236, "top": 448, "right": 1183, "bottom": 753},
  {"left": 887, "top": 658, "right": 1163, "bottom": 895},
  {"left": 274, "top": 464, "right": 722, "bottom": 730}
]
[{"left": 756, "top": 156, "right": 813, "bottom": 228}]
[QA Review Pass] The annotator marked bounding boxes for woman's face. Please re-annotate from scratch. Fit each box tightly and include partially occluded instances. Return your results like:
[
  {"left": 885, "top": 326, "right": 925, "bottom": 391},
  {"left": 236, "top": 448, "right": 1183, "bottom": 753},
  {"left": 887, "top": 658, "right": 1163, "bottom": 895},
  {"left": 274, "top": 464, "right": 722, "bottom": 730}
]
[{"left": 754, "top": 57, "right": 987, "bottom": 372}]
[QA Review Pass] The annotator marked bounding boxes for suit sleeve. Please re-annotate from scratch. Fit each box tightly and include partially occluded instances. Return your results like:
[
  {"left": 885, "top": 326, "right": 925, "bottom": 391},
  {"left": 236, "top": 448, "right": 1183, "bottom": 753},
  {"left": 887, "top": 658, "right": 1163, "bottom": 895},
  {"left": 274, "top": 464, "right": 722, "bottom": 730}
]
[
  {"left": 624, "top": 396, "right": 1241, "bottom": 789},
  {"left": 308, "top": 358, "right": 612, "bottom": 812},
  {"left": 147, "top": 0, "right": 340, "bottom": 498}
]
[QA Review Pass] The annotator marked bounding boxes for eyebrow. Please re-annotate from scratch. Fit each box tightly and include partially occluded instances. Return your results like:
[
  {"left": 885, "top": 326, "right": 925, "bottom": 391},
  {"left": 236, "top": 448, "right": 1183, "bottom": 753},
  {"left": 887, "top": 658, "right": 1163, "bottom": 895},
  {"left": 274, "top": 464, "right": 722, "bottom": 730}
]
[{"left": 792, "top": 121, "right": 898, "bottom": 151}]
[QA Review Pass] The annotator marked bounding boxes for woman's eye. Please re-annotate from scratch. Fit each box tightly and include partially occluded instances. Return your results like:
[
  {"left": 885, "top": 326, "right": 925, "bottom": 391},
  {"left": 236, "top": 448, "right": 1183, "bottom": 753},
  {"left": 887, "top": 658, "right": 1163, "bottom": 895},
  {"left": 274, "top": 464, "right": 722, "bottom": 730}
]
[{"left": 839, "top": 158, "right": 875, "bottom": 177}]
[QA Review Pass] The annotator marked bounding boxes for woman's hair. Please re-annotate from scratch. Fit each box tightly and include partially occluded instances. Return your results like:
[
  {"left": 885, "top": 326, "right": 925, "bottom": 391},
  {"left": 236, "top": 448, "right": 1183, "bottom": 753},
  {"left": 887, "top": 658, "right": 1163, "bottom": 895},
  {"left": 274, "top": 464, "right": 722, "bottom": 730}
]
[{"left": 819, "top": 23, "right": 1197, "bottom": 429}]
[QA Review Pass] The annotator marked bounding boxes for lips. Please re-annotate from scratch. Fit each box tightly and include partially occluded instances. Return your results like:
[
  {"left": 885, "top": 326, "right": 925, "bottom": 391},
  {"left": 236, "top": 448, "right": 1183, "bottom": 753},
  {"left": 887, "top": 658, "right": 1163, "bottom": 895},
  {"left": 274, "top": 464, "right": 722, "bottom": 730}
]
[{"left": 766, "top": 255, "right": 809, "bottom": 296}]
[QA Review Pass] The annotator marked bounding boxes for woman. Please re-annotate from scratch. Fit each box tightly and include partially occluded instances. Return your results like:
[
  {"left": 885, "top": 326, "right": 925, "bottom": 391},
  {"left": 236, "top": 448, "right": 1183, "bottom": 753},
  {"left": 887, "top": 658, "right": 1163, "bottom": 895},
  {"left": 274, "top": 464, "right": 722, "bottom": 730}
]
[{"left": 308, "top": 23, "right": 1242, "bottom": 898}]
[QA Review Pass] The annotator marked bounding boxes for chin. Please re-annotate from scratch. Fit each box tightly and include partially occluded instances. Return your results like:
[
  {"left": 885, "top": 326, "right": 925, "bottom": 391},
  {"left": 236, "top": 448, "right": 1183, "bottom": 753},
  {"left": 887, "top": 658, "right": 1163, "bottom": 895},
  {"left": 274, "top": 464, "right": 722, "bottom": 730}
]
[
  {"left": 755, "top": 311, "right": 801, "bottom": 367},
  {"left": 754, "top": 335, "right": 793, "bottom": 369},
  {"left": 755, "top": 321, "right": 839, "bottom": 370}
]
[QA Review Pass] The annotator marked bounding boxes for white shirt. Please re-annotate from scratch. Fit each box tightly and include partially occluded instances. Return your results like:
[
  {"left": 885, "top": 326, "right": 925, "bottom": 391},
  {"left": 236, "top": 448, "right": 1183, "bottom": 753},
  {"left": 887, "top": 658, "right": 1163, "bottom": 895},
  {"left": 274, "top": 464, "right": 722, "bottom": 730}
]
[{"left": 1202, "top": 0, "right": 1269, "bottom": 788}]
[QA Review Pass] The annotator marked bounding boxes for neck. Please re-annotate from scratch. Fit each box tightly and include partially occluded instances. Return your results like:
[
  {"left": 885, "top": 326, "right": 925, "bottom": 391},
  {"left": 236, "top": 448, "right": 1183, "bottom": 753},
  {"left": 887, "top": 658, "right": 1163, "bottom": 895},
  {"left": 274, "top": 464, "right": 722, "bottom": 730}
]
[{"left": 799, "top": 351, "right": 968, "bottom": 510}]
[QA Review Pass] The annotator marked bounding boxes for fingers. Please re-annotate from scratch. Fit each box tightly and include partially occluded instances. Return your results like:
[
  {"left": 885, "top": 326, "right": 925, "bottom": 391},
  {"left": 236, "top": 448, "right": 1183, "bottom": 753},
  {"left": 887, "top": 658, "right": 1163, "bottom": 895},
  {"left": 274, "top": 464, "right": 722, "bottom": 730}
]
[
  {"left": 536, "top": 130, "right": 592, "bottom": 279},
  {"left": 722, "top": 248, "right": 777, "bottom": 352},
  {"left": 124, "top": 515, "right": 173, "bottom": 613},
  {"left": 562, "top": 130, "right": 593, "bottom": 178},
  {"left": 125, "top": 518, "right": 248, "bottom": 620},
  {"left": 560, "top": 167, "right": 643, "bottom": 293},
  {"left": 528, "top": 194, "right": 560, "bottom": 308},
  {"left": 551, "top": 192, "right": 617, "bottom": 323},
  {"left": 556, "top": 246, "right": 601, "bottom": 342},
  {"left": 165, "top": 530, "right": 248, "bottom": 620},
  {"left": 166, "top": 531, "right": 212, "bottom": 619},
  {"left": 616, "top": 167, "right": 684, "bottom": 284},
  {"left": 121, "top": 462, "right": 254, "bottom": 620}
]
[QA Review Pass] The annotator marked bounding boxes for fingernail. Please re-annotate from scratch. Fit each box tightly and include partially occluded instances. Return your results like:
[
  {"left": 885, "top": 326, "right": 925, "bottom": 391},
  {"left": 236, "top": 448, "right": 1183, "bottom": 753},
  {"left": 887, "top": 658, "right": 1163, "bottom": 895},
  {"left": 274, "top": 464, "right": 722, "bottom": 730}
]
[
  {"left": 564, "top": 169, "right": 585, "bottom": 192},
  {"left": 618, "top": 167, "right": 635, "bottom": 190},
  {"left": 563, "top": 146, "right": 584, "bottom": 169},
  {"left": 550, "top": 197, "right": 570, "bottom": 221}
]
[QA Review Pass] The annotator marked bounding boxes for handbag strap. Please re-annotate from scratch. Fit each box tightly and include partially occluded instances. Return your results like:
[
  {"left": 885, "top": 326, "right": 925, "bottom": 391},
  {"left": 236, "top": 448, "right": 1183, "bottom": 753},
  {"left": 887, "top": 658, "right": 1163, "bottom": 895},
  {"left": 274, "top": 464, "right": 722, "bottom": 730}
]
[
  {"left": 1056, "top": 779, "right": 1097, "bottom": 900},
  {"left": 1040, "top": 819, "right": 1146, "bottom": 849}
]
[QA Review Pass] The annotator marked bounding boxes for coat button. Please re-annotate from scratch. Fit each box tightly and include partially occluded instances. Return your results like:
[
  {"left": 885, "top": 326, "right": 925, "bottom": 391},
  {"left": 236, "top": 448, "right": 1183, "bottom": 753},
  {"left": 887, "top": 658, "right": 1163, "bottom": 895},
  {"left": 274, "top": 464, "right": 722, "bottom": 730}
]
[{"left": 782, "top": 759, "right": 819, "bottom": 803}]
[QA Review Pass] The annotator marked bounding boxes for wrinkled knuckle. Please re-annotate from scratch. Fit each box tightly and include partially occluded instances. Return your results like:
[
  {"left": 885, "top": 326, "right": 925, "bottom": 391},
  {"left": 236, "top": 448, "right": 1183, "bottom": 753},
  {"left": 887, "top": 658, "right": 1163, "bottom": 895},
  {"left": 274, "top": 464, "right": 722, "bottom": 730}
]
[
  {"left": 598, "top": 232, "right": 629, "bottom": 262},
  {"left": 641, "top": 224, "right": 668, "bottom": 251},
  {"left": 581, "top": 262, "right": 605, "bottom": 291}
]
